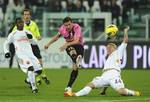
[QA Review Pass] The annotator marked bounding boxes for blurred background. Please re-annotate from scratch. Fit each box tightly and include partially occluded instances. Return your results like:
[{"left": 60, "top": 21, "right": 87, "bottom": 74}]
[{"left": 0, "top": 0, "right": 150, "bottom": 69}]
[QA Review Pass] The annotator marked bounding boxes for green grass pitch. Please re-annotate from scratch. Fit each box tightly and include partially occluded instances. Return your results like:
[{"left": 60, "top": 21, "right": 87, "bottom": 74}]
[{"left": 0, "top": 68, "right": 150, "bottom": 102}]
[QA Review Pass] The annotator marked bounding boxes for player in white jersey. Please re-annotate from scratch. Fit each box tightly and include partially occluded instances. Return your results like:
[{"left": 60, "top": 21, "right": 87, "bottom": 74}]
[
  {"left": 64, "top": 26, "right": 141, "bottom": 97},
  {"left": 4, "top": 18, "right": 42, "bottom": 94}
]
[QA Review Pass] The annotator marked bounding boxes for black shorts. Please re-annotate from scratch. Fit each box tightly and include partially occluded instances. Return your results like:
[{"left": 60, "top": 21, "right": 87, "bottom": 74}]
[
  {"left": 66, "top": 44, "right": 84, "bottom": 63},
  {"left": 31, "top": 44, "right": 42, "bottom": 59},
  {"left": 9, "top": 43, "right": 15, "bottom": 55}
]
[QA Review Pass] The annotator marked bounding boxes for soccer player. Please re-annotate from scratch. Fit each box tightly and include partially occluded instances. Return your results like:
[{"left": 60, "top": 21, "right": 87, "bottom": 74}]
[
  {"left": 13, "top": 9, "right": 49, "bottom": 85},
  {"left": 44, "top": 17, "right": 84, "bottom": 95},
  {"left": 65, "top": 26, "right": 141, "bottom": 97},
  {"left": 4, "top": 18, "right": 42, "bottom": 94}
]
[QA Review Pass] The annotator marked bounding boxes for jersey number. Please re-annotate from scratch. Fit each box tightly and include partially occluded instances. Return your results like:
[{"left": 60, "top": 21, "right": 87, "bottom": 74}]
[{"left": 115, "top": 78, "right": 122, "bottom": 84}]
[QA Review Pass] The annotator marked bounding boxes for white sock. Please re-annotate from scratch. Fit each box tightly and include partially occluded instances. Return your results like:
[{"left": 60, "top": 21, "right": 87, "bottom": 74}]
[
  {"left": 26, "top": 77, "right": 30, "bottom": 82},
  {"left": 65, "top": 87, "right": 72, "bottom": 92},
  {"left": 75, "top": 86, "right": 92, "bottom": 96},
  {"left": 125, "top": 88, "right": 135, "bottom": 96},
  {"left": 28, "top": 71, "right": 36, "bottom": 90}
]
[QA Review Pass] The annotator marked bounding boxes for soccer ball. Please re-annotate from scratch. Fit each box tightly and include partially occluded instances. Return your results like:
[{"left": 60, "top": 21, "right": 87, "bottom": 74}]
[{"left": 105, "top": 24, "right": 118, "bottom": 37}]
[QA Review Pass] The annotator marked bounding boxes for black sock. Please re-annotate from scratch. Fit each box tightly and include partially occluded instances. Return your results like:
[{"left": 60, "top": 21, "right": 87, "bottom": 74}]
[{"left": 67, "top": 70, "right": 78, "bottom": 87}]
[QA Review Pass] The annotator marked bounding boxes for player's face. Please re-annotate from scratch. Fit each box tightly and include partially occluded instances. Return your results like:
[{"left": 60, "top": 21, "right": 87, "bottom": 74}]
[
  {"left": 23, "top": 11, "right": 31, "bottom": 22},
  {"left": 16, "top": 20, "right": 24, "bottom": 30},
  {"left": 106, "top": 45, "right": 115, "bottom": 55},
  {"left": 64, "top": 21, "right": 73, "bottom": 32}
]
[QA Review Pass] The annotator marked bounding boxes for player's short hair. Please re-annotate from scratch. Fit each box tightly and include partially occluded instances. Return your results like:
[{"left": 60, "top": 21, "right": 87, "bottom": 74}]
[
  {"left": 107, "top": 43, "right": 117, "bottom": 49},
  {"left": 15, "top": 17, "right": 23, "bottom": 24},
  {"left": 63, "top": 16, "right": 72, "bottom": 23},
  {"left": 22, "top": 9, "right": 32, "bottom": 15}
]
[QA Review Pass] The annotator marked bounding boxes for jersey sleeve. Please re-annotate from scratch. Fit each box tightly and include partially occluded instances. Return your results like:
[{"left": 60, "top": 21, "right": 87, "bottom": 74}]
[
  {"left": 58, "top": 25, "right": 64, "bottom": 35},
  {"left": 58, "top": 32, "right": 61, "bottom": 37},
  {"left": 74, "top": 24, "right": 82, "bottom": 38},
  {"left": 25, "top": 30, "right": 32, "bottom": 35},
  {"left": 12, "top": 26, "right": 17, "bottom": 32},
  {"left": 25, "top": 30, "right": 38, "bottom": 45},
  {"left": 33, "top": 22, "right": 41, "bottom": 39},
  {"left": 117, "top": 42, "right": 127, "bottom": 58},
  {"left": 3, "top": 33, "right": 14, "bottom": 53}
]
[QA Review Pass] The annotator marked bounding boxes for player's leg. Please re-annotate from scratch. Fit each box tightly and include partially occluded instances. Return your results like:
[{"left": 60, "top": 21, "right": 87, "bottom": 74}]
[
  {"left": 31, "top": 44, "right": 50, "bottom": 85},
  {"left": 65, "top": 76, "right": 107, "bottom": 97},
  {"left": 31, "top": 44, "right": 41, "bottom": 84},
  {"left": 116, "top": 88, "right": 141, "bottom": 96},
  {"left": 75, "top": 76, "right": 108, "bottom": 96},
  {"left": 27, "top": 66, "right": 38, "bottom": 93},
  {"left": 39, "top": 59, "right": 50, "bottom": 85},
  {"left": 73, "top": 82, "right": 94, "bottom": 96},
  {"left": 65, "top": 64, "right": 78, "bottom": 92},
  {"left": 9, "top": 43, "right": 15, "bottom": 68},
  {"left": 17, "top": 55, "right": 38, "bottom": 93},
  {"left": 29, "top": 54, "right": 46, "bottom": 86},
  {"left": 36, "top": 53, "right": 48, "bottom": 83},
  {"left": 65, "top": 45, "right": 84, "bottom": 92},
  {"left": 35, "top": 57, "right": 42, "bottom": 85},
  {"left": 74, "top": 44, "right": 84, "bottom": 68},
  {"left": 64, "top": 82, "right": 94, "bottom": 97},
  {"left": 66, "top": 44, "right": 84, "bottom": 68},
  {"left": 110, "top": 76, "right": 141, "bottom": 96}
]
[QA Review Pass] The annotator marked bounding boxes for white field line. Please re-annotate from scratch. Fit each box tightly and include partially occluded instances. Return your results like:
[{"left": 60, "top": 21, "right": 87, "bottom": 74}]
[{"left": 87, "top": 98, "right": 150, "bottom": 102}]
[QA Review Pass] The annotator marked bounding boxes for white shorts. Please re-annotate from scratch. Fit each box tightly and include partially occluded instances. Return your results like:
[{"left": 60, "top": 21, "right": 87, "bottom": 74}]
[
  {"left": 16, "top": 52, "right": 42, "bottom": 73},
  {"left": 91, "top": 70, "right": 124, "bottom": 90}
]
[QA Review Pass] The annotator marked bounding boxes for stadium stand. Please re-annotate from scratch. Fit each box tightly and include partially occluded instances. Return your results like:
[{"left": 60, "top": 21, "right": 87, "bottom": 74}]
[{"left": 0, "top": 0, "right": 150, "bottom": 40}]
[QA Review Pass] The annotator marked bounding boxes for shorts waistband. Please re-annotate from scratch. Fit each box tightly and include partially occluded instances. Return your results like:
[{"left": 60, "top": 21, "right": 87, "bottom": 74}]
[{"left": 102, "top": 68, "right": 120, "bottom": 73}]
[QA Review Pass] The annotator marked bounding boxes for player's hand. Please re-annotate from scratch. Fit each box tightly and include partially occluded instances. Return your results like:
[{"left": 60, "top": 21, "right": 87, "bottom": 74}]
[
  {"left": 26, "top": 34, "right": 33, "bottom": 39},
  {"left": 44, "top": 44, "right": 49, "bottom": 49},
  {"left": 37, "top": 36, "right": 42, "bottom": 40},
  {"left": 5, "top": 52, "right": 11, "bottom": 58},
  {"left": 123, "top": 26, "right": 129, "bottom": 43}
]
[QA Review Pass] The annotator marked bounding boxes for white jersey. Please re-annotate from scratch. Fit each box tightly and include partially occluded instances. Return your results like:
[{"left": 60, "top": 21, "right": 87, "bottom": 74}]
[
  {"left": 103, "top": 43, "right": 127, "bottom": 72},
  {"left": 4, "top": 30, "right": 34, "bottom": 55},
  {"left": 4, "top": 29, "right": 42, "bottom": 73}
]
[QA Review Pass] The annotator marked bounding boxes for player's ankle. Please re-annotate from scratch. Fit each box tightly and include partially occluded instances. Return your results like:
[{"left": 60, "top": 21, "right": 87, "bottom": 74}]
[{"left": 65, "top": 87, "right": 72, "bottom": 92}]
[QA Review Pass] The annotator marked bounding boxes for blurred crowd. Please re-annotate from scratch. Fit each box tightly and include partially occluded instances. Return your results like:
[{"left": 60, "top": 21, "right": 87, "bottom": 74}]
[{"left": 0, "top": 0, "right": 140, "bottom": 37}]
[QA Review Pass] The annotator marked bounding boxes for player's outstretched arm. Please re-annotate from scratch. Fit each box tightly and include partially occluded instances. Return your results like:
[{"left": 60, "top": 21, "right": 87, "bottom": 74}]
[
  {"left": 123, "top": 26, "right": 130, "bottom": 43},
  {"left": 59, "top": 37, "right": 80, "bottom": 52},
  {"left": 44, "top": 32, "right": 60, "bottom": 49},
  {"left": 34, "top": 22, "right": 42, "bottom": 40},
  {"left": 4, "top": 34, "right": 13, "bottom": 58},
  {"left": 4, "top": 40, "right": 11, "bottom": 58},
  {"left": 117, "top": 26, "right": 129, "bottom": 56}
]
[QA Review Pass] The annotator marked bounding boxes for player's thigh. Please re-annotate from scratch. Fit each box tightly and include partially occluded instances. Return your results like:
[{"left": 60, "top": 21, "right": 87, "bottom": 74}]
[
  {"left": 17, "top": 54, "right": 32, "bottom": 73},
  {"left": 91, "top": 76, "right": 109, "bottom": 88},
  {"left": 31, "top": 44, "right": 42, "bottom": 59},
  {"left": 29, "top": 55, "right": 42, "bottom": 71},
  {"left": 66, "top": 44, "right": 84, "bottom": 63},
  {"left": 109, "top": 76, "right": 125, "bottom": 90},
  {"left": 73, "top": 44, "right": 84, "bottom": 57},
  {"left": 66, "top": 45, "right": 77, "bottom": 63}
]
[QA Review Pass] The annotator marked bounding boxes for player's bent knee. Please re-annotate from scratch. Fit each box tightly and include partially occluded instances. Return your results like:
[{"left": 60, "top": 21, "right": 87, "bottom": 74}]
[
  {"left": 117, "top": 88, "right": 127, "bottom": 96},
  {"left": 35, "top": 70, "right": 42, "bottom": 75},
  {"left": 72, "top": 64, "right": 78, "bottom": 70},
  {"left": 87, "top": 82, "right": 95, "bottom": 89},
  {"left": 28, "top": 66, "right": 34, "bottom": 71}
]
